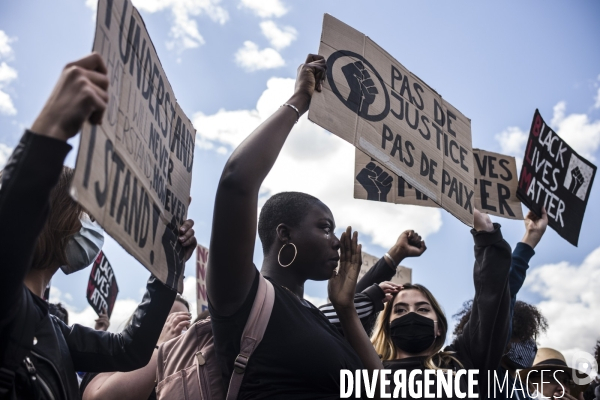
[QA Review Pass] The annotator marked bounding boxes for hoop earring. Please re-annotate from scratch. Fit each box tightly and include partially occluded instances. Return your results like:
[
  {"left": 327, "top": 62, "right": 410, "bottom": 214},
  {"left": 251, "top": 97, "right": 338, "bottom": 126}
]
[{"left": 278, "top": 243, "right": 297, "bottom": 267}]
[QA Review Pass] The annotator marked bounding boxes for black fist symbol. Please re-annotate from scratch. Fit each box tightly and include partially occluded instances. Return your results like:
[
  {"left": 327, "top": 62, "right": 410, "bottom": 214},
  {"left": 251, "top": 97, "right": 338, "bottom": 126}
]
[
  {"left": 356, "top": 161, "right": 393, "bottom": 202},
  {"left": 162, "top": 217, "right": 185, "bottom": 289},
  {"left": 342, "top": 61, "right": 379, "bottom": 118},
  {"left": 568, "top": 166, "right": 584, "bottom": 194}
]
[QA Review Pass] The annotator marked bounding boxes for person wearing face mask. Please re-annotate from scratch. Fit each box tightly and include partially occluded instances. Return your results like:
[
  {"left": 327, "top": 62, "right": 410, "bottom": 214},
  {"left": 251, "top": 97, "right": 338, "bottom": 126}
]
[
  {"left": 0, "top": 53, "right": 197, "bottom": 400},
  {"left": 327, "top": 209, "right": 512, "bottom": 399}
]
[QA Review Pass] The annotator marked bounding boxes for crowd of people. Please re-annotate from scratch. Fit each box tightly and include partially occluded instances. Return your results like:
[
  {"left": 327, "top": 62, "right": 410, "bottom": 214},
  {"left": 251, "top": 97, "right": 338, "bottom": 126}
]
[{"left": 0, "top": 51, "right": 597, "bottom": 400}]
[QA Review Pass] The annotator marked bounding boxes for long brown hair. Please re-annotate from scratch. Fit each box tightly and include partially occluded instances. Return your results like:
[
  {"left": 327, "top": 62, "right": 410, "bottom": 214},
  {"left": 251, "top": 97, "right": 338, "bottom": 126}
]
[
  {"left": 31, "top": 167, "right": 83, "bottom": 270},
  {"left": 370, "top": 283, "right": 463, "bottom": 370}
]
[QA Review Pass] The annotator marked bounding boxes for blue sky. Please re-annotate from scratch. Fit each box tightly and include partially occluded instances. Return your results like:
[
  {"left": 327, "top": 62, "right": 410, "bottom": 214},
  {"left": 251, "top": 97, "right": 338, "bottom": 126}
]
[{"left": 1, "top": 0, "right": 599, "bottom": 366}]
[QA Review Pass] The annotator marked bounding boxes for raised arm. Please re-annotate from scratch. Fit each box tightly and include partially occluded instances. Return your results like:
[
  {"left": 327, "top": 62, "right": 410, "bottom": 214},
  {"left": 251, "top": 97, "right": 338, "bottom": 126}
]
[
  {"left": 207, "top": 54, "right": 326, "bottom": 315},
  {"left": 0, "top": 53, "right": 107, "bottom": 326},
  {"left": 355, "top": 230, "right": 426, "bottom": 293},
  {"left": 453, "top": 209, "right": 512, "bottom": 373}
]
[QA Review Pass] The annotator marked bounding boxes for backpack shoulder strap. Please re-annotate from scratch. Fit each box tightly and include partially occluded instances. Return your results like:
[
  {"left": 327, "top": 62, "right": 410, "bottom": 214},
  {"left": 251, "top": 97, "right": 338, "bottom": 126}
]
[{"left": 225, "top": 275, "right": 275, "bottom": 400}]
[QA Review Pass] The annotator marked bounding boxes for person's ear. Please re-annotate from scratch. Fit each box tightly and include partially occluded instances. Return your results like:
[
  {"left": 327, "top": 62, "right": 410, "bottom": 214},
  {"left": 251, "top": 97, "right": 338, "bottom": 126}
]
[{"left": 276, "top": 223, "right": 291, "bottom": 244}]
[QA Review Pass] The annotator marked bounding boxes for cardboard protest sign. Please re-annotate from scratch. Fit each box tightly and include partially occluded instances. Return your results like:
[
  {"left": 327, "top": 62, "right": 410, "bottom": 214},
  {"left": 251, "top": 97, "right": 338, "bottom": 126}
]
[
  {"left": 86, "top": 251, "right": 119, "bottom": 317},
  {"left": 71, "top": 0, "right": 196, "bottom": 292},
  {"left": 355, "top": 148, "right": 524, "bottom": 219},
  {"left": 196, "top": 244, "right": 208, "bottom": 315},
  {"left": 472, "top": 149, "right": 523, "bottom": 220},
  {"left": 518, "top": 110, "right": 596, "bottom": 246},
  {"left": 356, "top": 251, "right": 412, "bottom": 286},
  {"left": 310, "top": 14, "right": 475, "bottom": 226}
]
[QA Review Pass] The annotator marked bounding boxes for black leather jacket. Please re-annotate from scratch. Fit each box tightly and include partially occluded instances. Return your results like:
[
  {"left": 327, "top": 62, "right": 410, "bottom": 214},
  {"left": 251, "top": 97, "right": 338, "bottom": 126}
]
[{"left": 0, "top": 131, "right": 176, "bottom": 399}]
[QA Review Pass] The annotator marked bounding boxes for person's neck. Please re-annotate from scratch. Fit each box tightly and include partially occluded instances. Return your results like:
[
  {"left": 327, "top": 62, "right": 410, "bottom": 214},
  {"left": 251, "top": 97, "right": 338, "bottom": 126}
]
[
  {"left": 24, "top": 265, "right": 57, "bottom": 298},
  {"left": 261, "top": 258, "right": 304, "bottom": 298}
]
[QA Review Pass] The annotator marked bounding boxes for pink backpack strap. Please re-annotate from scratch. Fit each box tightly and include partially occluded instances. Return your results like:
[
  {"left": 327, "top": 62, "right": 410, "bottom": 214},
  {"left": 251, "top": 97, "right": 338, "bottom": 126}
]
[{"left": 225, "top": 275, "right": 275, "bottom": 400}]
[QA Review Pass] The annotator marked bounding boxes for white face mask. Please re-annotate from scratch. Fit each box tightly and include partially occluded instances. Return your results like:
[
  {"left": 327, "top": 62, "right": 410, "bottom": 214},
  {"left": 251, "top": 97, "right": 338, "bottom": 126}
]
[{"left": 60, "top": 213, "right": 104, "bottom": 275}]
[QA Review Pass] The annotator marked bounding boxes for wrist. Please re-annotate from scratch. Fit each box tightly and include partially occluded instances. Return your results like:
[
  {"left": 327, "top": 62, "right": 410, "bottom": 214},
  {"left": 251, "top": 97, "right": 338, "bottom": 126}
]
[
  {"left": 31, "top": 119, "right": 70, "bottom": 142},
  {"left": 387, "top": 246, "right": 404, "bottom": 266},
  {"left": 286, "top": 92, "right": 311, "bottom": 115},
  {"left": 521, "top": 233, "right": 540, "bottom": 249}
]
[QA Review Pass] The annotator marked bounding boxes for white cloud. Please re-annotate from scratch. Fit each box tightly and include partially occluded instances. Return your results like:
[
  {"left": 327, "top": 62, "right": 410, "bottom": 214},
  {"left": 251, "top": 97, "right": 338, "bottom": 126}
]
[
  {"left": 193, "top": 77, "right": 443, "bottom": 249},
  {"left": 0, "top": 31, "right": 16, "bottom": 60},
  {"left": 260, "top": 20, "right": 297, "bottom": 50},
  {"left": 0, "top": 90, "right": 16, "bottom": 116},
  {"left": 0, "top": 143, "right": 13, "bottom": 169},
  {"left": 86, "top": 0, "right": 229, "bottom": 54},
  {"left": 234, "top": 41, "right": 285, "bottom": 71},
  {"left": 551, "top": 101, "right": 600, "bottom": 161},
  {"left": 239, "top": 0, "right": 287, "bottom": 18},
  {"left": 0, "top": 36, "right": 18, "bottom": 117},
  {"left": 182, "top": 275, "right": 198, "bottom": 318},
  {"left": 0, "top": 62, "right": 17, "bottom": 85},
  {"left": 49, "top": 285, "right": 139, "bottom": 333},
  {"left": 495, "top": 126, "right": 528, "bottom": 166},
  {"left": 525, "top": 246, "right": 600, "bottom": 363},
  {"left": 495, "top": 100, "right": 600, "bottom": 163}
]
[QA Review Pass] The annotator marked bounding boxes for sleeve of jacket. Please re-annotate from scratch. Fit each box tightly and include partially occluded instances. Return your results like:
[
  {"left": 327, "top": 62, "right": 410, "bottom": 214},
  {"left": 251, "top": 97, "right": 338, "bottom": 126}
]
[
  {"left": 355, "top": 257, "right": 396, "bottom": 293},
  {"left": 453, "top": 223, "right": 512, "bottom": 373},
  {"left": 319, "top": 284, "right": 386, "bottom": 335},
  {"left": 0, "top": 131, "right": 71, "bottom": 329},
  {"left": 505, "top": 242, "right": 535, "bottom": 348},
  {"left": 62, "top": 275, "right": 176, "bottom": 372}
]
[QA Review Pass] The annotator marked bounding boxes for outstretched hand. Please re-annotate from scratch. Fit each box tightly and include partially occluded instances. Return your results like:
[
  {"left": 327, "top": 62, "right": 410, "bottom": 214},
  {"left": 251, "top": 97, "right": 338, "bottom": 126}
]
[
  {"left": 291, "top": 54, "right": 326, "bottom": 115},
  {"left": 328, "top": 227, "right": 362, "bottom": 310},
  {"left": 31, "top": 52, "right": 108, "bottom": 141},
  {"left": 521, "top": 207, "right": 548, "bottom": 249}
]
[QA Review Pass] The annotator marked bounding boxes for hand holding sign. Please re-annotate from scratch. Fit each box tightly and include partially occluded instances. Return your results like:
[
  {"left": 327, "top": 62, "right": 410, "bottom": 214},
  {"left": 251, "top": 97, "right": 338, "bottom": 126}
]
[
  {"left": 94, "top": 309, "right": 110, "bottom": 331},
  {"left": 473, "top": 208, "right": 494, "bottom": 232},
  {"left": 31, "top": 53, "right": 108, "bottom": 141},
  {"left": 521, "top": 208, "right": 549, "bottom": 249},
  {"left": 293, "top": 54, "right": 326, "bottom": 113}
]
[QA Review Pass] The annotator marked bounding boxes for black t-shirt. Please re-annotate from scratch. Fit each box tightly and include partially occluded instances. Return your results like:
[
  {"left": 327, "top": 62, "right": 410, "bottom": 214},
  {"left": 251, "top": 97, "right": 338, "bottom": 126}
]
[{"left": 209, "top": 270, "right": 364, "bottom": 399}]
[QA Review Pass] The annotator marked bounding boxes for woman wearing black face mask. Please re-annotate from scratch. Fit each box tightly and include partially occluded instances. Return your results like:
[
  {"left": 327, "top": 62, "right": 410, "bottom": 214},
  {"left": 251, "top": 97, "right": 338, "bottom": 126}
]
[
  {"left": 370, "top": 209, "right": 511, "bottom": 398},
  {"left": 0, "top": 54, "right": 197, "bottom": 399},
  {"left": 329, "top": 209, "right": 512, "bottom": 399}
]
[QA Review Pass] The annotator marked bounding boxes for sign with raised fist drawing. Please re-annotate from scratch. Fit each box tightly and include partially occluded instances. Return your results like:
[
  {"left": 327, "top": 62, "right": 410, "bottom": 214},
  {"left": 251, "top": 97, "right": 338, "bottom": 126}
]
[
  {"left": 310, "top": 14, "right": 475, "bottom": 226},
  {"left": 71, "top": 0, "right": 196, "bottom": 292},
  {"left": 518, "top": 109, "right": 596, "bottom": 246},
  {"left": 355, "top": 147, "right": 524, "bottom": 220}
]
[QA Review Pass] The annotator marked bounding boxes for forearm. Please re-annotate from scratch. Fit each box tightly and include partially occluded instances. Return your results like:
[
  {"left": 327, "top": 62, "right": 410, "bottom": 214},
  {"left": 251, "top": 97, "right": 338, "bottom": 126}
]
[
  {"left": 355, "top": 257, "right": 396, "bottom": 293},
  {"left": 219, "top": 93, "right": 306, "bottom": 194},
  {"left": 70, "top": 276, "right": 175, "bottom": 372},
  {"left": 335, "top": 306, "right": 383, "bottom": 371},
  {"left": 83, "top": 352, "right": 157, "bottom": 400},
  {"left": 0, "top": 131, "right": 70, "bottom": 320}
]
